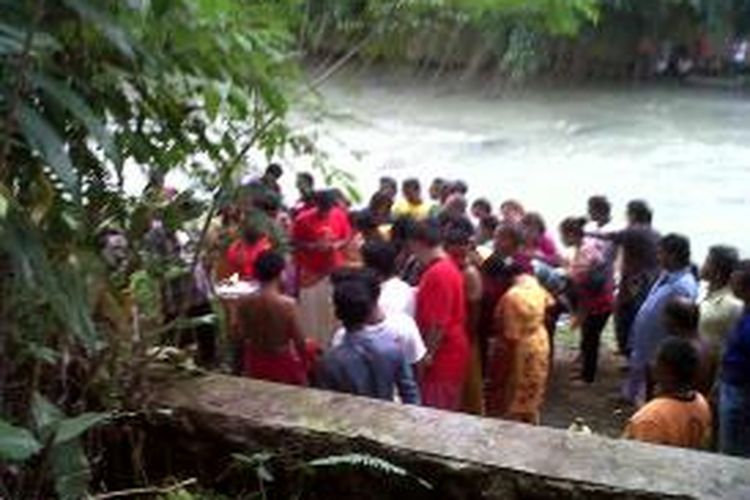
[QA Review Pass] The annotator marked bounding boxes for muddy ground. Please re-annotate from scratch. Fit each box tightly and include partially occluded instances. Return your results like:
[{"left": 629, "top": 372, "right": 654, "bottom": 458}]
[{"left": 541, "top": 322, "right": 634, "bottom": 438}]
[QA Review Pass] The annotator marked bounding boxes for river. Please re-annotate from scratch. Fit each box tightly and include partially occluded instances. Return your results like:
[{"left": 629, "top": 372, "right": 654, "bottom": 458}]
[{"left": 296, "top": 74, "right": 750, "bottom": 261}]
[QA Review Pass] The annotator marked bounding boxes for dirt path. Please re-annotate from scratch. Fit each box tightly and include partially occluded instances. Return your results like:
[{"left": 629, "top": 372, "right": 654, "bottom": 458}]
[{"left": 541, "top": 323, "right": 635, "bottom": 438}]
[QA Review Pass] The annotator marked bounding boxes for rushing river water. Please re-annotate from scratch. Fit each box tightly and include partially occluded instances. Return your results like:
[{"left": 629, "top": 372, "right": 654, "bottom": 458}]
[{"left": 299, "top": 75, "right": 750, "bottom": 260}]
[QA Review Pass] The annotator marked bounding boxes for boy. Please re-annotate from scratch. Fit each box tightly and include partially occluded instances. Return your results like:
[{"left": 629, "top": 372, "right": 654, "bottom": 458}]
[
  {"left": 624, "top": 337, "right": 711, "bottom": 449},
  {"left": 316, "top": 278, "right": 420, "bottom": 404}
]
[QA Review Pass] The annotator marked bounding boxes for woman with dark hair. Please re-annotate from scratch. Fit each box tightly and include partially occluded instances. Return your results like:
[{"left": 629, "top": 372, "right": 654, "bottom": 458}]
[
  {"left": 560, "top": 217, "right": 614, "bottom": 384},
  {"left": 487, "top": 263, "right": 554, "bottom": 423},
  {"left": 235, "top": 251, "right": 308, "bottom": 385},
  {"left": 699, "top": 245, "right": 743, "bottom": 366}
]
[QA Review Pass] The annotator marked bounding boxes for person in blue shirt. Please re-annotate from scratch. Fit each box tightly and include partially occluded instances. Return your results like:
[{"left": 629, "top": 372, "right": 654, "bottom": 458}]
[
  {"left": 625, "top": 234, "right": 699, "bottom": 405},
  {"left": 719, "top": 259, "right": 750, "bottom": 457},
  {"left": 315, "top": 276, "right": 421, "bottom": 405}
]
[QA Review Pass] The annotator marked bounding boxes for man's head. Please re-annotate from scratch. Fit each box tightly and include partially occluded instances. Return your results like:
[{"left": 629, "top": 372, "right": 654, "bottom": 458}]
[
  {"left": 379, "top": 176, "right": 398, "bottom": 200},
  {"left": 626, "top": 199, "right": 652, "bottom": 226},
  {"left": 587, "top": 195, "right": 611, "bottom": 226},
  {"left": 333, "top": 278, "right": 376, "bottom": 331},
  {"left": 254, "top": 251, "right": 286, "bottom": 284},
  {"left": 402, "top": 178, "right": 422, "bottom": 205},
  {"left": 730, "top": 259, "right": 750, "bottom": 304},
  {"left": 368, "top": 190, "right": 394, "bottom": 222},
  {"left": 264, "top": 163, "right": 283, "bottom": 181},
  {"left": 653, "top": 337, "right": 699, "bottom": 394},
  {"left": 478, "top": 214, "right": 499, "bottom": 244},
  {"left": 407, "top": 219, "right": 442, "bottom": 264},
  {"left": 241, "top": 218, "right": 265, "bottom": 244},
  {"left": 313, "top": 189, "right": 337, "bottom": 214},
  {"left": 658, "top": 233, "right": 691, "bottom": 272},
  {"left": 351, "top": 209, "right": 379, "bottom": 237},
  {"left": 443, "top": 193, "right": 467, "bottom": 218},
  {"left": 471, "top": 198, "right": 492, "bottom": 221},
  {"left": 362, "top": 240, "right": 398, "bottom": 280},
  {"left": 443, "top": 217, "right": 475, "bottom": 261},
  {"left": 500, "top": 199, "right": 525, "bottom": 225},
  {"left": 494, "top": 222, "right": 524, "bottom": 257},
  {"left": 662, "top": 296, "right": 699, "bottom": 337},
  {"left": 701, "top": 245, "right": 739, "bottom": 288},
  {"left": 450, "top": 180, "right": 469, "bottom": 196},
  {"left": 296, "top": 172, "right": 314, "bottom": 197},
  {"left": 429, "top": 178, "right": 446, "bottom": 201},
  {"left": 521, "top": 212, "right": 547, "bottom": 242}
]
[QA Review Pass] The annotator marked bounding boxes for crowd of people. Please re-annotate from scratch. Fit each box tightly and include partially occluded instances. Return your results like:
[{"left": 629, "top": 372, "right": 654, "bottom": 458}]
[{"left": 149, "top": 164, "right": 750, "bottom": 458}]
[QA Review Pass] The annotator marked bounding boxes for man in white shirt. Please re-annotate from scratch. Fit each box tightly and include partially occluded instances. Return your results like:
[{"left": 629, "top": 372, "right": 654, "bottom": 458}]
[{"left": 362, "top": 239, "right": 416, "bottom": 317}]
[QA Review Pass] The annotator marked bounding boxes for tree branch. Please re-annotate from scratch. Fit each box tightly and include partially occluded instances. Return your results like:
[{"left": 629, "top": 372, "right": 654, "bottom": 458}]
[{"left": 90, "top": 478, "right": 197, "bottom": 500}]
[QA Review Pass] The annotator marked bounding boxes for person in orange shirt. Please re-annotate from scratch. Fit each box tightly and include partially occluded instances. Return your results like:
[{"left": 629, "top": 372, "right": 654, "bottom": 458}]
[{"left": 623, "top": 337, "right": 712, "bottom": 449}]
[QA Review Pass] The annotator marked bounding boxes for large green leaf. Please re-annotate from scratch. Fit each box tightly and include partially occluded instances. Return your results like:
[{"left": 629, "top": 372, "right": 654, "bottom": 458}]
[
  {"left": 54, "top": 412, "right": 110, "bottom": 445},
  {"left": 32, "top": 393, "right": 110, "bottom": 444},
  {"left": 17, "top": 103, "right": 79, "bottom": 198},
  {"left": 0, "top": 419, "right": 42, "bottom": 462},
  {"left": 32, "top": 392, "right": 64, "bottom": 438},
  {"left": 32, "top": 72, "right": 122, "bottom": 167},
  {"left": 30, "top": 394, "right": 106, "bottom": 498}
]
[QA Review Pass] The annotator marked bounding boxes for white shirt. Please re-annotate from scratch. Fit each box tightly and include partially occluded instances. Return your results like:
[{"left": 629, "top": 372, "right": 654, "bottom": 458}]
[
  {"left": 331, "top": 313, "right": 426, "bottom": 365},
  {"left": 379, "top": 277, "right": 416, "bottom": 318}
]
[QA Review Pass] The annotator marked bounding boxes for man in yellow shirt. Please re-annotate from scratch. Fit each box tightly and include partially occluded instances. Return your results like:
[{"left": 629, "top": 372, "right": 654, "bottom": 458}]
[{"left": 392, "top": 178, "right": 431, "bottom": 221}]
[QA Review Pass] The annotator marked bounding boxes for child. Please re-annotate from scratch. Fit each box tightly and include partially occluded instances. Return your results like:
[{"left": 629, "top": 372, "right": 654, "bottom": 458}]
[{"left": 624, "top": 337, "right": 711, "bottom": 449}]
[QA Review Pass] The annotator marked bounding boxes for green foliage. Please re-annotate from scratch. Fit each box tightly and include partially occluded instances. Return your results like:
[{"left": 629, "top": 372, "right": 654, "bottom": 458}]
[
  {"left": 300, "top": 0, "right": 600, "bottom": 79},
  {"left": 0, "top": 0, "right": 304, "bottom": 497},
  {"left": 31, "top": 393, "right": 110, "bottom": 500},
  {"left": 0, "top": 419, "right": 42, "bottom": 462}
]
